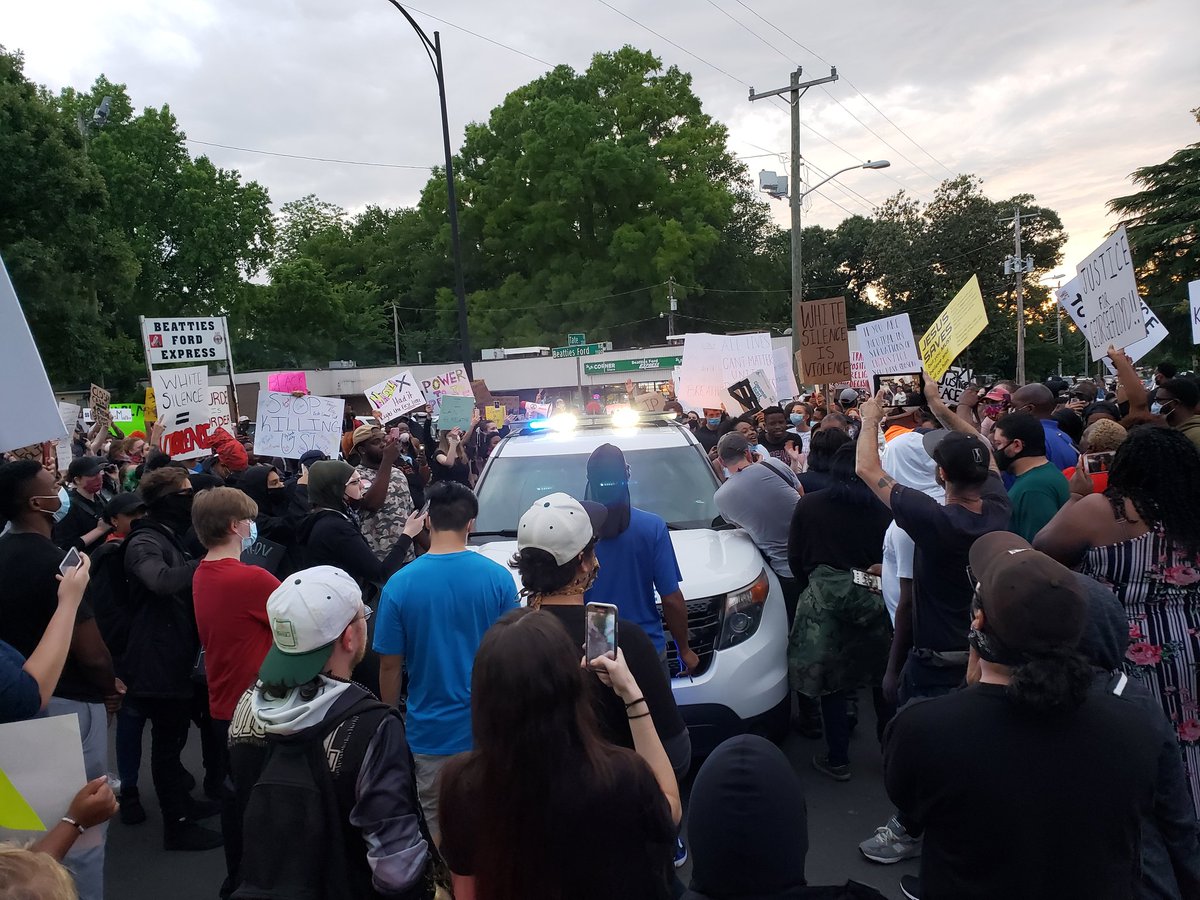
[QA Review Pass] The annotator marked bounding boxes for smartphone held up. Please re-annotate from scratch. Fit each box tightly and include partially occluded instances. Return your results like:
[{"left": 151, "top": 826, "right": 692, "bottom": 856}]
[{"left": 585, "top": 602, "right": 618, "bottom": 664}]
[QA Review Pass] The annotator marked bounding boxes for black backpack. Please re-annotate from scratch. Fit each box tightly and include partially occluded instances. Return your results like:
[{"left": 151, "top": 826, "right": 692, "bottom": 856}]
[
  {"left": 232, "top": 696, "right": 440, "bottom": 900},
  {"left": 85, "top": 539, "right": 134, "bottom": 660}
]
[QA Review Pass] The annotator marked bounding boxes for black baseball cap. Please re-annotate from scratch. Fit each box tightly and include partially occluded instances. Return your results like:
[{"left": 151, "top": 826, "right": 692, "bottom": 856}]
[
  {"left": 922, "top": 430, "right": 991, "bottom": 484},
  {"left": 103, "top": 493, "right": 147, "bottom": 523},
  {"left": 299, "top": 450, "right": 328, "bottom": 468},
  {"left": 67, "top": 456, "right": 106, "bottom": 480}
]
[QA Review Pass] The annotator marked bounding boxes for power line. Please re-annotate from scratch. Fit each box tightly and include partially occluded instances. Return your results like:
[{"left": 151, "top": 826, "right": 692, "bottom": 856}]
[
  {"left": 402, "top": 4, "right": 554, "bottom": 67},
  {"left": 389, "top": 283, "right": 667, "bottom": 313},
  {"left": 186, "top": 139, "right": 433, "bottom": 170}
]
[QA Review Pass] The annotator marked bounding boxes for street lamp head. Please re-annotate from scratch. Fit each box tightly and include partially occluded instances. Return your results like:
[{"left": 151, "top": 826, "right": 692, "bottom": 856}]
[{"left": 862, "top": 159, "right": 890, "bottom": 169}]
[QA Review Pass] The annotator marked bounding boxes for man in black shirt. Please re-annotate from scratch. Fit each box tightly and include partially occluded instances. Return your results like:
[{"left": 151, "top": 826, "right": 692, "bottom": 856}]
[
  {"left": 53, "top": 456, "right": 113, "bottom": 552},
  {"left": 694, "top": 408, "right": 725, "bottom": 454},
  {"left": 884, "top": 531, "right": 1159, "bottom": 900},
  {"left": 0, "top": 461, "right": 121, "bottom": 900},
  {"left": 755, "top": 406, "right": 792, "bottom": 462}
]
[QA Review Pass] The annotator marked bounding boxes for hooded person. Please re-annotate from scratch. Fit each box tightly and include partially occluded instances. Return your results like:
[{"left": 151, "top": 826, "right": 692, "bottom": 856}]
[
  {"left": 238, "top": 464, "right": 305, "bottom": 547},
  {"left": 683, "top": 734, "right": 886, "bottom": 900},
  {"left": 583, "top": 444, "right": 700, "bottom": 676},
  {"left": 226, "top": 566, "right": 435, "bottom": 900}
]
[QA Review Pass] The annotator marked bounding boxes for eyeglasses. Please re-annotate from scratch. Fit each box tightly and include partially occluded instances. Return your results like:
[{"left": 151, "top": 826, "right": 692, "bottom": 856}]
[
  {"left": 350, "top": 605, "right": 373, "bottom": 626},
  {"left": 345, "top": 477, "right": 363, "bottom": 488}
]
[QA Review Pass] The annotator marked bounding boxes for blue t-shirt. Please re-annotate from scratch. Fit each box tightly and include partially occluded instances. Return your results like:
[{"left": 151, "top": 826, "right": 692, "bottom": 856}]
[
  {"left": 373, "top": 550, "right": 518, "bottom": 755},
  {"left": 585, "top": 508, "right": 682, "bottom": 653},
  {"left": 0, "top": 640, "right": 40, "bottom": 725},
  {"left": 1041, "top": 419, "right": 1079, "bottom": 470}
]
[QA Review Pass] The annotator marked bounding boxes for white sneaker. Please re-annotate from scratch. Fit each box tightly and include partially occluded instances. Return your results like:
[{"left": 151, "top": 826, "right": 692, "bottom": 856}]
[{"left": 858, "top": 815, "right": 922, "bottom": 864}]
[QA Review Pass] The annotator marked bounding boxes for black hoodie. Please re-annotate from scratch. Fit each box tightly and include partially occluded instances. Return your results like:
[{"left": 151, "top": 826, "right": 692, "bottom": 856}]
[{"left": 239, "top": 464, "right": 306, "bottom": 544}]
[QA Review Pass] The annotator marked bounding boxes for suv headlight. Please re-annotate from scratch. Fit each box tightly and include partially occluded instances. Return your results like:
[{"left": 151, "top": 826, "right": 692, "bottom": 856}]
[{"left": 716, "top": 569, "right": 770, "bottom": 650}]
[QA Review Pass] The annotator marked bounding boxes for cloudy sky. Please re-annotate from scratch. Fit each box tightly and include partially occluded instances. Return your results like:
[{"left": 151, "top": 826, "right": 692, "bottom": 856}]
[{"left": 6, "top": 0, "right": 1198, "bottom": 279}]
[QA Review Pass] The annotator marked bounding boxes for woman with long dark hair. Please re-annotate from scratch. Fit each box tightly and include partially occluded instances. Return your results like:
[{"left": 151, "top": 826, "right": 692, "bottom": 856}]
[
  {"left": 787, "top": 443, "right": 893, "bottom": 781},
  {"left": 438, "top": 608, "right": 680, "bottom": 900},
  {"left": 1035, "top": 425, "right": 1200, "bottom": 816}
]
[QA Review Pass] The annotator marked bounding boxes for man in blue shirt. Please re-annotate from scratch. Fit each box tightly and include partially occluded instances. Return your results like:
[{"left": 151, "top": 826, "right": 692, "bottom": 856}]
[
  {"left": 1010, "top": 383, "right": 1078, "bottom": 470},
  {"left": 374, "top": 481, "right": 517, "bottom": 841},
  {"left": 583, "top": 443, "right": 699, "bottom": 675}
]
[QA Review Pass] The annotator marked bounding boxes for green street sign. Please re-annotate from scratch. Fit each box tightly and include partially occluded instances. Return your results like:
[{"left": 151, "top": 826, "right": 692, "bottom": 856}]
[
  {"left": 552, "top": 342, "right": 606, "bottom": 359},
  {"left": 583, "top": 356, "right": 682, "bottom": 375},
  {"left": 567, "top": 333, "right": 586, "bottom": 346}
]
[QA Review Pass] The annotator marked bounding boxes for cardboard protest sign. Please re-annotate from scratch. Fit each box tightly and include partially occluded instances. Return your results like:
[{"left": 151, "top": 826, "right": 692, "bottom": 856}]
[
  {"left": 437, "top": 395, "right": 475, "bottom": 433},
  {"left": 631, "top": 391, "right": 667, "bottom": 414},
  {"left": 420, "top": 366, "right": 473, "bottom": 415},
  {"left": 677, "top": 332, "right": 775, "bottom": 413},
  {"left": 795, "top": 297, "right": 850, "bottom": 383},
  {"left": 268, "top": 371, "right": 308, "bottom": 394},
  {"left": 254, "top": 392, "right": 345, "bottom": 459},
  {"left": 919, "top": 275, "right": 988, "bottom": 381},
  {"left": 1190, "top": 280, "right": 1200, "bottom": 345},
  {"left": 141, "top": 316, "right": 224, "bottom": 365},
  {"left": 0, "top": 715, "right": 89, "bottom": 847},
  {"left": 151, "top": 366, "right": 212, "bottom": 460},
  {"left": 1075, "top": 225, "right": 1146, "bottom": 361},
  {"left": 89, "top": 384, "right": 112, "bottom": 426},
  {"left": 471, "top": 379, "right": 494, "bottom": 406},
  {"left": 857, "top": 314, "right": 921, "bottom": 377},
  {"left": 772, "top": 345, "right": 800, "bottom": 401},
  {"left": 937, "top": 367, "right": 975, "bottom": 404},
  {"left": 0, "top": 255, "right": 69, "bottom": 454},
  {"left": 365, "top": 371, "right": 426, "bottom": 423},
  {"left": 144, "top": 387, "right": 157, "bottom": 423},
  {"left": 492, "top": 395, "right": 521, "bottom": 413},
  {"left": 1057, "top": 278, "right": 1167, "bottom": 371}
]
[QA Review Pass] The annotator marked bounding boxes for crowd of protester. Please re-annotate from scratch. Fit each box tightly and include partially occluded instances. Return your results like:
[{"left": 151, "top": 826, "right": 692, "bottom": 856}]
[{"left": 0, "top": 348, "right": 1198, "bottom": 899}]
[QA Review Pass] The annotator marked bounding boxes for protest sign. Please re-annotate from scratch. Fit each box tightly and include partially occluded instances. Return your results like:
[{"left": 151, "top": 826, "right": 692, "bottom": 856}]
[
  {"left": 0, "top": 255, "right": 68, "bottom": 454},
  {"left": 144, "top": 387, "right": 157, "bottom": 423},
  {"left": 938, "top": 366, "right": 975, "bottom": 404},
  {"left": 1190, "top": 280, "right": 1200, "bottom": 345},
  {"left": 365, "top": 371, "right": 426, "bottom": 423},
  {"left": 88, "top": 384, "right": 112, "bottom": 428},
  {"left": 1057, "top": 278, "right": 1167, "bottom": 371},
  {"left": 857, "top": 314, "right": 921, "bottom": 377},
  {"left": 241, "top": 536, "right": 287, "bottom": 575},
  {"left": 0, "top": 715, "right": 88, "bottom": 845},
  {"left": 525, "top": 401, "right": 551, "bottom": 419},
  {"left": 471, "top": 379, "right": 494, "bottom": 406},
  {"left": 677, "top": 332, "right": 775, "bottom": 413},
  {"left": 419, "top": 366, "right": 473, "bottom": 415},
  {"left": 141, "top": 316, "right": 224, "bottom": 366},
  {"left": 772, "top": 345, "right": 800, "bottom": 400},
  {"left": 846, "top": 330, "right": 872, "bottom": 391},
  {"left": 1075, "top": 225, "right": 1146, "bottom": 361},
  {"left": 268, "top": 371, "right": 308, "bottom": 394},
  {"left": 795, "top": 297, "right": 850, "bottom": 383},
  {"left": 209, "top": 386, "right": 234, "bottom": 434},
  {"left": 151, "top": 365, "right": 212, "bottom": 460},
  {"left": 631, "top": 391, "right": 667, "bottom": 414},
  {"left": 254, "top": 392, "right": 345, "bottom": 459},
  {"left": 728, "top": 379, "right": 761, "bottom": 413},
  {"left": 919, "top": 275, "right": 988, "bottom": 381},
  {"left": 728, "top": 368, "right": 778, "bottom": 413},
  {"left": 484, "top": 406, "right": 507, "bottom": 428},
  {"left": 437, "top": 395, "right": 475, "bottom": 432},
  {"left": 110, "top": 403, "right": 147, "bottom": 438},
  {"left": 56, "top": 402, "right": 80, "bottom": 474},
  {"left": 493, "top": 395, "right": 521, "bottom": 412}
]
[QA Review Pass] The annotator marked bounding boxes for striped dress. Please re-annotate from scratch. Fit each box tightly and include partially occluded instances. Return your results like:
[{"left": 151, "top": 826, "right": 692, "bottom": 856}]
[{"left": 1081, "top": 528, "right": 1200, "bottom": 818}]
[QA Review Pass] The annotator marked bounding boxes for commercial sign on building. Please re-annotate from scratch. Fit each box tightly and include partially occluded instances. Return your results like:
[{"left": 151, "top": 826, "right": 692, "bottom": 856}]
[
  {"left": 583, "top": 356, "right": 682, "bottom": 375},
  {"left": 141, "top": 317, "right": 225, "bottom": 365}
]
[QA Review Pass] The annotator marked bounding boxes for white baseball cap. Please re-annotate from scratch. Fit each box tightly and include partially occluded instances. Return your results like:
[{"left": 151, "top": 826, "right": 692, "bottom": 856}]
[
  {"left": 517, "top": 493, "right": 608, "bottom": 566},
  {"left": 258, "top": 566, "right": 366, "bottom": 687}
]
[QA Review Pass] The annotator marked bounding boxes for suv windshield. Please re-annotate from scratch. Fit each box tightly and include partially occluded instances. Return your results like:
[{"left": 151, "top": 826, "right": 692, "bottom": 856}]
[{"left": 474, "top": 444, "right": 720, "bottom": 533}]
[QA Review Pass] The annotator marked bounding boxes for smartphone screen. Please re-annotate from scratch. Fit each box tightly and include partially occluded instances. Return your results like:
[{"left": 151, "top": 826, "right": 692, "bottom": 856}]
[
  {"left": 1082, "top": 451, "right": 1114, "bottom": 475},
  {"left": 59, "top": 547, "right": 82, "bottom": 576},
  {"left": 584, "top": 602, "right": 618, "bottom": 662},
  {"left": 872, "top": 373, "right": 924, "bottom": 407},
  {"left": 420, "top": 500, "right": 431, "bottom": 518},
  {"left": 852, "top": 568, "right": 882, "bottom": 593}
]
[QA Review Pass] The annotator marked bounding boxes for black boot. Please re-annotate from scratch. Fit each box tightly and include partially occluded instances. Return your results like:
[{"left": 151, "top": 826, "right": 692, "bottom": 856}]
[
  {"left": 119, "top": 788, "right": 146, "bottom": 826},
  {"left": 163, "top": 819, "right": 224, "bottom": 852}
]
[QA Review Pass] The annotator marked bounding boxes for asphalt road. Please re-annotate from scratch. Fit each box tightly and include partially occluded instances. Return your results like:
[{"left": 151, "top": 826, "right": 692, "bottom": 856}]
[{"left": 104, "top": 697, "right": 919, "bottom": 899}]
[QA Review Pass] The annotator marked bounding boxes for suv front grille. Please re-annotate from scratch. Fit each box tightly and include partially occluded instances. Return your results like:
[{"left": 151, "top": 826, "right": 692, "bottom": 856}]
[{"left": 662, "top": 594, "right": 722, "bottom": 677}]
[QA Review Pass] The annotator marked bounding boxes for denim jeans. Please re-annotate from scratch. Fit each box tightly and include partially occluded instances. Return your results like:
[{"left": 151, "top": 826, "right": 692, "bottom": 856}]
[{"left": 115, "top": 701, "right": 147, "bottom": 792}]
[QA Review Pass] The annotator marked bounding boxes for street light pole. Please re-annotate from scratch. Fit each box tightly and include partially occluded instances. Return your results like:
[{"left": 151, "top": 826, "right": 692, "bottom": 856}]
[{"left": 384, "top": 2, "right": 473, "bottom": 378}]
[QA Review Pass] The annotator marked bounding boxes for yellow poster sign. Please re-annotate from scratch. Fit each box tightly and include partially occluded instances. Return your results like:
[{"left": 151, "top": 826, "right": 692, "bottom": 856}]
[
  {"left": 144, "top": 387, "right": 157, "bottom": 423},
  {"left": 919, "top": 275, "right": 988, "bottom": 381},
  {"left": 484, "top": 405, "right": 506, "bottom": 428}
]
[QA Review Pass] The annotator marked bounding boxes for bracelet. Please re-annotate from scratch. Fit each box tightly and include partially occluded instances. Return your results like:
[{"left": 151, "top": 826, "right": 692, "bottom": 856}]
[
  {"left": 60, "top": 816, "right": 85, "bottom": 835},
  {"left": 628, "top": 711, "right": 652, "bottom": 720},
  {"left": 623, "top": 696, "right": 646, "bottom": 709}
]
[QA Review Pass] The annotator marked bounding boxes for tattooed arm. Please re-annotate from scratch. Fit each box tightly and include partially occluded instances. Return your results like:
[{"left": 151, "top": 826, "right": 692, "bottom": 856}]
[{"left": 855, "top": 392, "right": 900, "bottom": 509}]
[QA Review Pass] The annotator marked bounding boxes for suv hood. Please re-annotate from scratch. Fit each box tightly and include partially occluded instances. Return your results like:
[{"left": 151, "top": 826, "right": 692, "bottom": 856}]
[{"left": 473, "top": 528, "right": 767, "bottom": 599}]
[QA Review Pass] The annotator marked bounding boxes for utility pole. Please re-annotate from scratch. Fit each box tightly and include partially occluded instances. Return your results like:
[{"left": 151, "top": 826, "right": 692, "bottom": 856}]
[
  {"left": 391, "top": 302, "right": 401, "bottom": 366},
  {"left": 667, "top": 276, "right": 677, "bottom": 338},
  {"left": 1050, "top": 272, "right": 1066, "bottom": 378},
  {"left": 1001, "top": 207, "right": 1038, "bottom": 385},
  {"left": 749, "top": 67, "right": 838, "bottom": 362}
]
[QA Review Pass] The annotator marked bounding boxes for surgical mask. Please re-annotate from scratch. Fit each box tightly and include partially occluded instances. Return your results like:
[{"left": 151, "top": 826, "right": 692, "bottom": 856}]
[
  {"left": 240, "top": 521, "right": 258, "bottom": 552},
  {"left": 30, "top": 494, "right": 64, "bottom": 517},
  {"left": 706, "top": 417, "right": 721, "bottom": 428},
  {"left": 1150, "top": 401, "right": 1163, "bottom": 415},
  {"left": 789, "top": 413, "right": 804, "bottom": 427}
]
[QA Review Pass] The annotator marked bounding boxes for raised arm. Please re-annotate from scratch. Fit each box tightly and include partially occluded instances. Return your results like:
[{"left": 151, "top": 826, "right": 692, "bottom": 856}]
[
  {"left": 1107, "top": 346, "right": 1147, "bottom": 415},
  {"left": 921, "top": 372, "right": 999, "bottom": 476},
  {"left": 855, "top": 393, "right": 899, "bottom": 509}
]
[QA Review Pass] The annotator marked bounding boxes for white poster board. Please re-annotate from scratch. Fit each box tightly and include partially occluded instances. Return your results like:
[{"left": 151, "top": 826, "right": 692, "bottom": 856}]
[
  {"left": 1190, "top": 280, "right": 1200, "bottom": 345},
  {"left": 772, "top": 345, "right": 800, "bottom": 400},
  {"left": 0, "top": 255, "right": 69, "bottom": 453},
  {"left": 847, "top": 330, "right": 872, "bottom": 390},
  {"left": 254, "top": 392, "right": 345, "bottom": 459},
  {"left": 365, "top": 370, "right": 427, "bottom": 422},
  {"left": 56, "top": 402, "right": 80, "bottom": 474},
  {"left": 857, "top": 313, "right": 922, "bottom": 376},
  {"left": 677, "top": 332, "right": 775, "bottom": 413},
  {"left": 1057, "top": 278, "right": 1167, "bottom": 372},
  {"left": 0, "top": 715, "right": 89, "bottom": 846},
  {"left": 938, "top": 366, "right": 974, "bottom": 403},
  {"left": 1074, "top": 225, "right": 1147, "bottom": 361},
  {"left": 419, "top": 366, "right": 473, "bottom": 416},
  {"left": 141, "top": 316, "right": 225, "bottom": 366},
  {"left": 150, "top": 365, "right": 212, "bottom": 461},
  {"left": 209, "top": 386, "right": 235, "bottom": 435}
]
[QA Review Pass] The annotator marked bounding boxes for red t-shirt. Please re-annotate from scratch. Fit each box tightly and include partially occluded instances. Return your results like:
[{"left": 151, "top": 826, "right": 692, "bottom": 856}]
[{"left": 193, "top": 558, "right": 279, "bottom": 720}]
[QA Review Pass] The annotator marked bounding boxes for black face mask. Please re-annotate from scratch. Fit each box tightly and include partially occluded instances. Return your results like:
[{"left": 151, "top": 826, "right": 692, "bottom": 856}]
[
  {"left": 994, "top": 445, "right": 1015, "bottom": 471},
  {"left": 153, "top": 492, "right": 194, "bottom": 531}
]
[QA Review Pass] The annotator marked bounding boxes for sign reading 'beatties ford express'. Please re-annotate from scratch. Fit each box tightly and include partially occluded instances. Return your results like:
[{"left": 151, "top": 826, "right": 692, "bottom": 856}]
[{"left": 141, "top": 317, "right": 225, "bottom": 365}]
